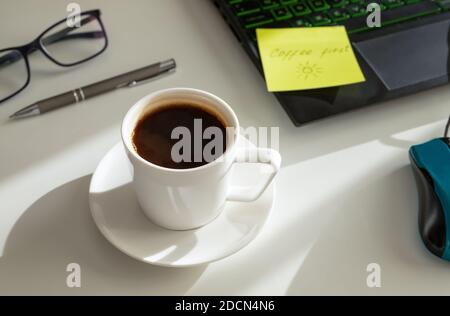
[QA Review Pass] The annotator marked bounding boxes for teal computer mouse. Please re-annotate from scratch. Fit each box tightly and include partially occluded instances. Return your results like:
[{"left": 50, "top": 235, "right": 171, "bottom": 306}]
[{"left": 409, "top": 118, "right": 450, "bottom": 260}]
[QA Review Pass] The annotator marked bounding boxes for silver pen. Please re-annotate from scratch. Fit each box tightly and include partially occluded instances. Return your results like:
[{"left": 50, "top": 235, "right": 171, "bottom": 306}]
[{"left": 9, "top": 58, "right": 176, "bottom": 119}]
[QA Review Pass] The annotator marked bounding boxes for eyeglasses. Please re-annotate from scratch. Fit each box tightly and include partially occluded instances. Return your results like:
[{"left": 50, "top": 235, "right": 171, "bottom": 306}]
[{"left": 0, "top": 9, "right": 108, "bottom": 104}]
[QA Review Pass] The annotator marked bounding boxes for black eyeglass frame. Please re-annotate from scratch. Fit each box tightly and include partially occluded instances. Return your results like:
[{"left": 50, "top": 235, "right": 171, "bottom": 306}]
[{"left": 0, "top": 9, "right": 108, "bottom": 103}]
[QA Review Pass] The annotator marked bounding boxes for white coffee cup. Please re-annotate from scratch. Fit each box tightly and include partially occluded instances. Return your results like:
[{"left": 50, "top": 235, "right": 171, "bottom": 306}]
[{"left": 121, "top": 88, "right": 281, "bottom": 230}]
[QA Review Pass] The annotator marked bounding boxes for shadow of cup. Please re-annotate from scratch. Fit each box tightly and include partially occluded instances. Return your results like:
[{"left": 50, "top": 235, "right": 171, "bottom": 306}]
[{"left": 0, "top": 175, "right": 206, "bottom": 295}]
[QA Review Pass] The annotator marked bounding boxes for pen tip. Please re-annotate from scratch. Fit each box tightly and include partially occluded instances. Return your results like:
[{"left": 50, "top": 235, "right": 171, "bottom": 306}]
[{"left": 9, "top": 113, "right": 17, "bottom": 119}]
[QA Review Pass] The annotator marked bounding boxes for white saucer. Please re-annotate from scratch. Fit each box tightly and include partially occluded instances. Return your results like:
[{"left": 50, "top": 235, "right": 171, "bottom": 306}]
[{"left": 89, "top": 136, "right": 274, "bottom": 267}]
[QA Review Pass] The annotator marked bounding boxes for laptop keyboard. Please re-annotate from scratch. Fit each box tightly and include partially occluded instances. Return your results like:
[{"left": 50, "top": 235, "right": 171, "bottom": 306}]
[{"left": 225, "top": 0, "right": 449, "bottom": 38}]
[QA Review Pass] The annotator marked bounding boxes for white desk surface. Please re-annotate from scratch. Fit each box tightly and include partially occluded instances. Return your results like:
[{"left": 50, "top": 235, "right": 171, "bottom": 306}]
[{"left": 0, "top": 0, "right": 449, "bottom": 295}]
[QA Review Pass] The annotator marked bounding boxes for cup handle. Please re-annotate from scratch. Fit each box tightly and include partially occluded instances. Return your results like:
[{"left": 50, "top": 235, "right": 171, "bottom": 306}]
[{"left": 226, "top": 147, "right": 281, "bottom": 202}]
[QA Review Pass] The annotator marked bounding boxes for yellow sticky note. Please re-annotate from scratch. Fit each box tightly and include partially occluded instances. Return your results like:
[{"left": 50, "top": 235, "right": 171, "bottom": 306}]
[{"left": 256, "top": 26, "right": 365, "bottom": 92}]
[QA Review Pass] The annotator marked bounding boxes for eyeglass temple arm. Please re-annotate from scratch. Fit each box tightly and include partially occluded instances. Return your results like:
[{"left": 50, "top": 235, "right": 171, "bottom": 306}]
[{"left": 0, "top": 15, "right": 105, "bottom": 67}]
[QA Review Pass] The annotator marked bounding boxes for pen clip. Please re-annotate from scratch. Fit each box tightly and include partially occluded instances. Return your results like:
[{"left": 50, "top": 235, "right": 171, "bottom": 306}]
[
  {"left": 127, "top": 68, "right": 175, "bottom": 87},
  {"left": 120, "top": 59, "right": 176, "bottom": 88}
]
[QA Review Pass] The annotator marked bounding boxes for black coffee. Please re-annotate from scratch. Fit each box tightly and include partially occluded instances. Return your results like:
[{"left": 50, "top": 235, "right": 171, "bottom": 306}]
[{"left": 132, "top": 103, "right": 227, "bottom": 169}]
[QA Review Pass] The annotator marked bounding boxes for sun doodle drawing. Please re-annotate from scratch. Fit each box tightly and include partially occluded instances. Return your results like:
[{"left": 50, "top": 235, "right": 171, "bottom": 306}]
[{"left": 296, "top": 62, "right": 323, "bottom": 80}]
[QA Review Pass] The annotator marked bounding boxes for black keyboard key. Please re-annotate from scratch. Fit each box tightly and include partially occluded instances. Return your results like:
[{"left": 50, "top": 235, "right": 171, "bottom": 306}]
[
  {"left": 294, "top": 17, "right": 312, "bottom": 26},
  {"left": 269, "top": 20, "right": 293, "bottom": 27},
  {"left": 308, "top": 0, "right": 331, "bottom": 11},
  {"left": 261, "top": 0, "right": 280, "bottom": 9},
  {"left": 310, "top": 12, "right": 332, "bottom": 24},
  {"left": 359, "top": 0, "right": 387, "bottom": 10},
  {"left": 231, "top": 1, "right": 261, "bottom": 16},
  {"left": 382, "top": 0, "right": 404, "bottom": 8},
  {"left": 360, "top": 0, "right": 388, "bottom": 10},
  {"left": 347, "top": 3, "right": 366, "bottom": 16},
  {"left": 242, "top": 11, "right": 275, "bottom": 28},
  {"left": 329, "top": 8, "right": 350, "bottom": 21},
  {"left": 290, "top": 1, "right": 312, "bottom": 15},
  {"left": 280, "top": 0, "right": 298, "bottom": 4},
  {"left": 271, "top": 6, "right": 294, "bottom": 20},
  {"left": 343, "top": 1, "right": 441, "bottom": 33},
  {"left": 327, "top": 0, "right": 348, "bottom": 7}
]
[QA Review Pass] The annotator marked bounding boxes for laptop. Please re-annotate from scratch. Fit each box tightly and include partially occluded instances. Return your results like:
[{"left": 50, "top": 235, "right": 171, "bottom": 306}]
[{"left": 212, "top": 0, "right": 450, "bottom": 125}]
